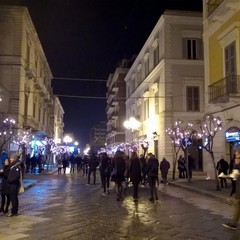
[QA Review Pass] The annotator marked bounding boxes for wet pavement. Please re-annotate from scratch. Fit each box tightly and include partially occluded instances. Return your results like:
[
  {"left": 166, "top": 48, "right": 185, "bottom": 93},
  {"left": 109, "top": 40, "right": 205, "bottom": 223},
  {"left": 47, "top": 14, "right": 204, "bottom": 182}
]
[{"left": 0, "top": 171, "right": 240, "bottom": 240}]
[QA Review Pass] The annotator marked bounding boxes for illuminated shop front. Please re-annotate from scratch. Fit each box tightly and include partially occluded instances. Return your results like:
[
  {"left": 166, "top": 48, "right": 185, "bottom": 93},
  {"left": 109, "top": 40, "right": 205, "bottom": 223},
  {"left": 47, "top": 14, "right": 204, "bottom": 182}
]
[{"left": 225, "top": 127, "right": 240, "bottom": 157}]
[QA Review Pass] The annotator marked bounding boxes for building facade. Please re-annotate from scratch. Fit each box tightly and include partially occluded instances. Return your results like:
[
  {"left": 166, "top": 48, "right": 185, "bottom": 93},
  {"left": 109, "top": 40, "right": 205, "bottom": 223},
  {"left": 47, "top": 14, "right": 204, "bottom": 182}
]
[
  {"left": 90, "top": 121, "right": 107, "bottom": 153},
  {"left": 106, "top": 59, "right": 134, "bottom": 153},
  {"left": 0, "top": 5, "right": 64, "bottom": 151},
  {"left": 125, "top": 10, "right": 204, "bottom": 166},
  {"left": 203, "top": 0, "right": 240, "bottom": 176}
]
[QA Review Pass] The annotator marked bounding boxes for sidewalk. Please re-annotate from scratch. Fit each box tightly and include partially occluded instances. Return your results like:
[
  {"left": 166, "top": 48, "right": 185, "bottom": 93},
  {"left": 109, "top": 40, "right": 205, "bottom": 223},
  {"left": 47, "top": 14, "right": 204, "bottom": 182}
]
[
  {"left": 23, "top": 167, "right": 58, "bottom": 190},
  {"left": 169, "top": 171, "right": 234, "bottom": 205}
]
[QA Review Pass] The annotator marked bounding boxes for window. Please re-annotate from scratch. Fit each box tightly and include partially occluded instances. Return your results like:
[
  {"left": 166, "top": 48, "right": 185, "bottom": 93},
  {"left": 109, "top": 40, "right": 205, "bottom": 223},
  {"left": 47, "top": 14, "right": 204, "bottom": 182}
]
[
  {"left": 183, "top": 38, "right": 202, "bottom": 60},
  {"left": 186, "top": 86, "right": 200, "bottom": 112},
  {"left": 225, "top": 42, "right": 237, "bottom": 93},
  {"left": 225, "top": 41, "right": 236, "bottom": 76},
  {"left": 33, "top": 102, "right": 36, "bottom": 118},
  {"left": 155, "top": 92, "right": 159, "bottom": 114},
  {"left": 145, "top": 58, "right": 149, "bottom": 77},
  {"left": 131, "top": 79, "right": 135, "bottom": 94},
  {"left": 24, "top": 93, "right": 29, "bottom": 116},
  {"left": 38, "top": 108, "right": 41, "bottom": 122},
  {"left": 153, "top": 44, "right": 159, "bottom": 67},
  {"left": 144, "top": 99, "right": 149, "bottom": 120}
]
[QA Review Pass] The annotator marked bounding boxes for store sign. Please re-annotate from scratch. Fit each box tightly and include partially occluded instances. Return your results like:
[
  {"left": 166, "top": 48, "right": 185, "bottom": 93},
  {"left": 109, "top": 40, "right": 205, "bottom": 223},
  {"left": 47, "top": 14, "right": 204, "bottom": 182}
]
[{"left": 225, "top": 127, "right": 240, "bottom": 142}]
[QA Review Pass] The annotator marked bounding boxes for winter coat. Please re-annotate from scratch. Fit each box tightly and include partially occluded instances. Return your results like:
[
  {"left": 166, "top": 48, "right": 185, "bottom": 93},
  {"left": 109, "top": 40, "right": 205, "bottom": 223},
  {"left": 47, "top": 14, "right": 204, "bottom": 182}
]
[
  {"left": 145, "top": 157, "right": 159, "bottom": 178},
  {"left": 129, "top": 157, "right": 141, "bottom": 184},
  {"left": 160, "top": 159, "right": 170, "bottom": 175},
  {"left": 114, "top": 156, "right": 126, "bottom": 183},
  {"left": 216, "top": 159, "right": 229, "bottom": 175},
  {"left": 7, "top": 161, "right": 21, "bottom": 194},
  {"left": 0, "top": 165, "right": 10, "bottom": 194},
  {"left": 88, "top": 155, "right": 99, "bottom": 170}
]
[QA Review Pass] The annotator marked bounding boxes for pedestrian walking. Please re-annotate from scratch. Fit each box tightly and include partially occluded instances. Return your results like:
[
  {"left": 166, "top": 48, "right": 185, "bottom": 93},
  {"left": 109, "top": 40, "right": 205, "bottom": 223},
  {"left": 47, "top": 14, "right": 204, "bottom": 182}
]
[
  {"left": 145, "top": 153, "right": 159, "bottom": 202},
  {"left": 177, "top": 155, "right": 186, "bottom": 178},
  {"left": 217, "top": 156, "right": 229, "bottom": 188},
  {"left": 7, "top": 153, "right": 21, "bottom": 217},
  {"left": 87, "top": 153, "right": 99, "bottom": 185},
  {"left": 112, "top": 150, "right": 126, "bottom": 201},
  {"left": 160, "top": 157, "right": 170, "bottom": 185},
  {"left": 99, "top": 152, "right": 111, "bottom": 195},
  {"left": 129, "top": 152, "right": 141, "bottom": 202},
  {"left": 69, "top": 154, "right": 76, "bottom": 174},
  {"left": 62, "top": 155, "right": 69, "bottom": 174},
  {"left": 0, "top": 158, "right": 11, "bottom": 214},
  {"left": 76, "top": 154, "right": 82, "bottom": 173},
  {"left": 223, "top": 152, "right": 240, "bottom": 230},
  {"left": 57, "top": 157, "right": 62, "bottom": 175}
]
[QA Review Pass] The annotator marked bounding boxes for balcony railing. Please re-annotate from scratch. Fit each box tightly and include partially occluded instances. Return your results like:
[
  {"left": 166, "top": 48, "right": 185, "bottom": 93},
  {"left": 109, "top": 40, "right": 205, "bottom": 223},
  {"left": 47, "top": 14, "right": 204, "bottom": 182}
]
[
  {"left": 207, "top": 0, "right": 224, "bottom": 17},
  {"left": 209, "top": 75, "right": 240, "bottom": 103}
]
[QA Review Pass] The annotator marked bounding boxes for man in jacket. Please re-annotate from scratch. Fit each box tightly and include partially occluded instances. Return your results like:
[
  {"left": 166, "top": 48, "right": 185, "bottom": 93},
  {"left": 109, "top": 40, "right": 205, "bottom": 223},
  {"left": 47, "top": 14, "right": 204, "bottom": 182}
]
[
  {"left": 160, "top": 157, "right": 170, "bottom": 185},
  {"left": 7, "top": 153, "right": 21, "bottom": 217},
  {"left": 223, "top": 152, "right": 240, "bottom": 229},
  {"left": 145, "top": 153, "right": 159, "bottom": 202}
]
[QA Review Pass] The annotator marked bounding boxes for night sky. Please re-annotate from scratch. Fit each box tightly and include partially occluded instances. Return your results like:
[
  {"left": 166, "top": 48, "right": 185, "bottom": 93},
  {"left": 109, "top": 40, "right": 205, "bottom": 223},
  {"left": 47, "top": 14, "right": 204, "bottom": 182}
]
[{"left": 2, "top": 0, "right": 202, "bottom": 147}]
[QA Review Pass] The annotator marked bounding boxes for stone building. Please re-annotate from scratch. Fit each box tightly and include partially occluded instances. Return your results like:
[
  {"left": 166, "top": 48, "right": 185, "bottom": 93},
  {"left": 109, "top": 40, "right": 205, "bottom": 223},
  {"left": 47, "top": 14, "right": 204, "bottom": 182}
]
[
  {"left": 125, "top": 10, "right": 204, "bottom": 167},
  {"left": 203, "top": 0, "right": 240, "bottom": 177},
  {"left": 0, "top": 5, "right": 64, "bottom": 151}
]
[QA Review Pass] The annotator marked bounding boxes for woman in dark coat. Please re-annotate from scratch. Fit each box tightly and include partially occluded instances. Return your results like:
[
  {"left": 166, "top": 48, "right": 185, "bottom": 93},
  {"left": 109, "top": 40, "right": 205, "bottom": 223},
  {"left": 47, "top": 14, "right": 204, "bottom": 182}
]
[
  {"left": 129, "top": 152, "right": 141, "bottom": 202},
  {"left": 99, "top": 152, "right": 111, "bottom": 194},
  {"left": 0, "top": 158, "right": 11, "bottom": 214},
  {"left": 113, "top": 150, "right": 126, "bottom": 201}
]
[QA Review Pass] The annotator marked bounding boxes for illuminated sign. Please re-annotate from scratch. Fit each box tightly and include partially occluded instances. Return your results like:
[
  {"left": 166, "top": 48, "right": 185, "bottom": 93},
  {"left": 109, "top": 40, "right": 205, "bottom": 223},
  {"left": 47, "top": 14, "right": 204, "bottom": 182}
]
[{"left": 225, "top": 127, "right": 240, "bottom": 142}]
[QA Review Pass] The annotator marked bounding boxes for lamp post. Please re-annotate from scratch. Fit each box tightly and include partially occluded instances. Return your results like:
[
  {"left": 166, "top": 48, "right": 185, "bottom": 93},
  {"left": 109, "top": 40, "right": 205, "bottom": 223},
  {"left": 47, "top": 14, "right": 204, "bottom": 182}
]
[
  {"left": 124, "top": 117, "right": 141, "bottom": 153},
  {"left": 63, "top": 135, "right": 73, "bottom": 154}
]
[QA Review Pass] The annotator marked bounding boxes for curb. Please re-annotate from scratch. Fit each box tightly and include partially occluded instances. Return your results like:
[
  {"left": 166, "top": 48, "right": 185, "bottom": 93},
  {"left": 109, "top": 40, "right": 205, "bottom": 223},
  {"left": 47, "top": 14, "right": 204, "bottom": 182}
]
[
  {"left": 22, "top": 168, "right": 58, "bottom": 191},
  {"left": 169, "top": 181, "right": 232, "bottom": 205}
]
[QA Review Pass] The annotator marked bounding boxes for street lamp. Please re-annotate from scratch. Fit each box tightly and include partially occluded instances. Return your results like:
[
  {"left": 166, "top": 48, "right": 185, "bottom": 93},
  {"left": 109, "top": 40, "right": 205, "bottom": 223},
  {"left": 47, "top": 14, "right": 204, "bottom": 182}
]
[
  {"left": 63, "top": 136, "right": 73, "bottom": 145},
  {"left": 123, "top": 117, "right": 141, "bottom": 132},
  {"left": 124, "top": 117, "right": 141, "bottom": 153}
]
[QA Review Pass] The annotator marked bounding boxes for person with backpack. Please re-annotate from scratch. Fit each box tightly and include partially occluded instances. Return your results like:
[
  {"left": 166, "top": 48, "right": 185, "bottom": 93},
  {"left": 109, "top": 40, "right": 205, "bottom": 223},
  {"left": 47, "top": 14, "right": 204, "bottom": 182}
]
[
  {"left": 217, "top": 156, "right": 229, "bottom": 188},
  {"left": 145, "top": 153, "right": 159, "bottom": 202}
]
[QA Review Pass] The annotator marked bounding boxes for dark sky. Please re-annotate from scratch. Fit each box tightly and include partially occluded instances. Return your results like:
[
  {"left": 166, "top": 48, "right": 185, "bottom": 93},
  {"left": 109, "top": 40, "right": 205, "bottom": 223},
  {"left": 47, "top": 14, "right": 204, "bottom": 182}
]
[{"left": 2, "top": 0, "right": 202, "bottom": 147}]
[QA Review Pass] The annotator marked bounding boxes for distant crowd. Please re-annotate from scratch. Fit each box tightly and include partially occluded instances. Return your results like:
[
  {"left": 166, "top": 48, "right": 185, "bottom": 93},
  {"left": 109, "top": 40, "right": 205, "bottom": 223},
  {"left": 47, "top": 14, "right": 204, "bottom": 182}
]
[{"left": 56, "top": 150, "right": 171, "bottom": 202}]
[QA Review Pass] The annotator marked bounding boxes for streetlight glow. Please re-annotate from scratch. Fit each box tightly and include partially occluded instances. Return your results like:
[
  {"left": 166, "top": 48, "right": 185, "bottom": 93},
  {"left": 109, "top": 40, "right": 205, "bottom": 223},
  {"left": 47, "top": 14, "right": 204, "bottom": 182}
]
[
  {"left": 124, "top": 117, "right": 141, "bottom": 132},
  {"left": 63, "top": 135, "right": 73, "bottom": 144}
]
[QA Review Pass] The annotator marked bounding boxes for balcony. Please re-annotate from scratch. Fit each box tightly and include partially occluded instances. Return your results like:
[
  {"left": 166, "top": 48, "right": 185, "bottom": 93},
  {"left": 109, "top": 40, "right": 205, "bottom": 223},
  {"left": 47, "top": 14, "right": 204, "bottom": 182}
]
[
  {"left": 207, "top": 0, "right": 224, "bottom": 17},
  {"left": 209, "top": 75, "right": 240, "bottom": 103}
]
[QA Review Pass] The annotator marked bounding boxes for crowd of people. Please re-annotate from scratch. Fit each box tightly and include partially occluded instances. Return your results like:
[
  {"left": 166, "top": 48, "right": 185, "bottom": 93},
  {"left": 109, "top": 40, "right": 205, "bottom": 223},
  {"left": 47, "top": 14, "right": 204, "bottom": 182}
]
[{"left": 56, "top": 150, "right": 171, "bottom": 202}]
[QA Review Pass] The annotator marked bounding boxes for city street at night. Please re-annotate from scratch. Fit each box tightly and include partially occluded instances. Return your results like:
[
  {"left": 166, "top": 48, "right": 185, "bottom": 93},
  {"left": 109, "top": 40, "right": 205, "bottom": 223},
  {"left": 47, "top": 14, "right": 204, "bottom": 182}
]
[{"left": 0, "top": 172, "right": 240, "bottom": 240}]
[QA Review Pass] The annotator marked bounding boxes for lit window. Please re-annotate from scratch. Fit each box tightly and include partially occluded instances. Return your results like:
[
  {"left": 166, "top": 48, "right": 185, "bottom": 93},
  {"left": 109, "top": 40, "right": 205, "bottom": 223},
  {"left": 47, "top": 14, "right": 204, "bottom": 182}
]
[{"left": 186, "top": 86, "right": 200, "bottom": 112}]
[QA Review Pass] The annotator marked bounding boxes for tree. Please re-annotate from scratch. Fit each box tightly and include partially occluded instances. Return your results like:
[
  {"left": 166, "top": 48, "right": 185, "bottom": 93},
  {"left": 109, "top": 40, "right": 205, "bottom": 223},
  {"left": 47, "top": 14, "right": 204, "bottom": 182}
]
[
  {"left": 12, "top": 130, "right": 31, "bottom": 163},
  {"left": 0, "top": 117, "right": 16, "bottom": 152},
  {"left": 195, "top": 114, "right": 222, "bottom": 190},
  {"left": 166, "top": 120, "right": 194, "bottom": 181}
]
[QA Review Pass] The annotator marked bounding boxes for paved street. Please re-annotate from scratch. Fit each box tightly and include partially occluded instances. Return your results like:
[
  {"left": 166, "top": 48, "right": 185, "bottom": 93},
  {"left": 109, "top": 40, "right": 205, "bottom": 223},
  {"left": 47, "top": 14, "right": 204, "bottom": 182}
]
[{"left": 0, "top": 172, "right": 240, "bottom": 240}]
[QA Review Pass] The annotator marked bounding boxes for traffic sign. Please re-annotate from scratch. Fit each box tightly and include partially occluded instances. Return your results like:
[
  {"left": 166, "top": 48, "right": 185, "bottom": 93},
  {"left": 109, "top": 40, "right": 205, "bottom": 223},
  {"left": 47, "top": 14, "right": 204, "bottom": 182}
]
[{"left": 181, "top": 137, "right": 193, "bottom": 148}]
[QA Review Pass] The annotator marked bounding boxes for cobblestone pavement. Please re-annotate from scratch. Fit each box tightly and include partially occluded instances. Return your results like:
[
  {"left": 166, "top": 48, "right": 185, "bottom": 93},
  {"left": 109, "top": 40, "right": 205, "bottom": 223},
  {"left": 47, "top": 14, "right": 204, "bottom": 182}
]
[{"left": 0, "top": 173, "right": 240, "bottom": 240}]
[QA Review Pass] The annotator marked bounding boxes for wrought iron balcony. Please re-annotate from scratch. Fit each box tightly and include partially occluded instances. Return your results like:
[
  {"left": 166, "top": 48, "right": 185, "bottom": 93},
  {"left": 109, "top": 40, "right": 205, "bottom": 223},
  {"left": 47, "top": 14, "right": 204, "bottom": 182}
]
[
  {"left": 209, "top": 75, "right": 240, "bottom": 103},
  {"left": 207, "top": 0, "right": 224, "bottom": 17}
]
